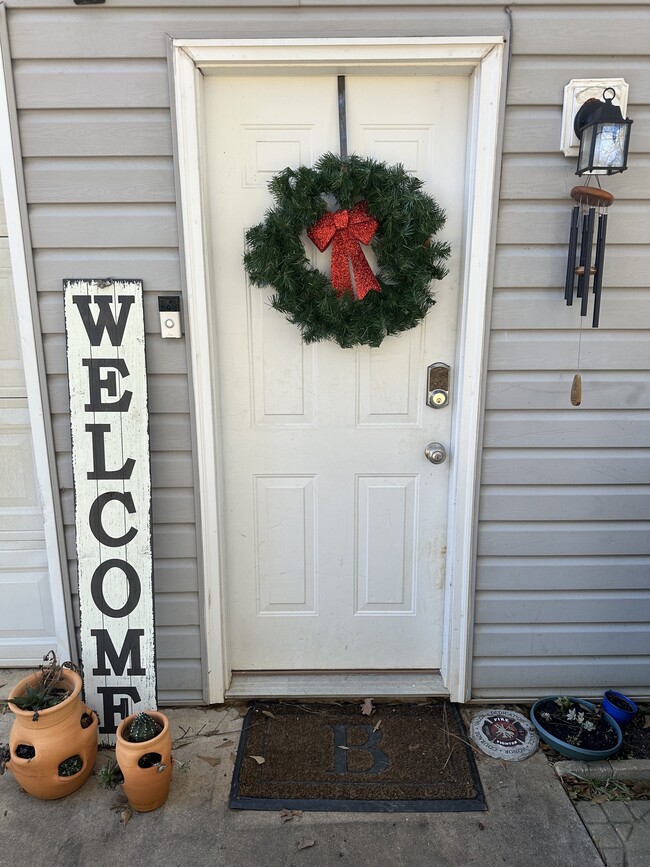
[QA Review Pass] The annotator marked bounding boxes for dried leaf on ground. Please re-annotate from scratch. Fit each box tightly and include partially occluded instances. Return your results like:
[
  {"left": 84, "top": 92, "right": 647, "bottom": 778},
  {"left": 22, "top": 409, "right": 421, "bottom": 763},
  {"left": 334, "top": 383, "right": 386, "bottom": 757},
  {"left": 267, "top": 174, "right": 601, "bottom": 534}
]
[
  {"left": 373, "top": 719, "right": 382, "bottom": 733},
  {"left": 198, "top": 755, "right": 221, "bottom": 767},
  {"left": 643, "top": 714, "right": 650, "bottom": 730},
  {"left": 120, "top": 808, "right": 132, "bottom": 827},
  {"left": 262, "top": 710, "right": 277, "bottom": 720},
  {"left": 337, "top": 745, "right": 349, "bottom": 750},
  {"left": 250, "top": 755, "right": 266, "bottom": 764},
  {"left": 280, "top": 808, "right": 303, "bottom": 823},
  {"left": 360, "top": 698, "right": 375, "bottom": 716},
  {"left": 297, "top": 838, "right": 316, "bottom": 850}
]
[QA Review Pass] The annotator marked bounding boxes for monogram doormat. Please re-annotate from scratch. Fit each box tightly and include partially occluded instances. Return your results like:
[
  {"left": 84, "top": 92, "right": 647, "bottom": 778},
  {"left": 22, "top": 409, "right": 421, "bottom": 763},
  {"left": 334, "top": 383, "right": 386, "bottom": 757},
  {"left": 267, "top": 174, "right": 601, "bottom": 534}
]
[{"left": 229, "top": 702, "right": 485, "bottom": 812}]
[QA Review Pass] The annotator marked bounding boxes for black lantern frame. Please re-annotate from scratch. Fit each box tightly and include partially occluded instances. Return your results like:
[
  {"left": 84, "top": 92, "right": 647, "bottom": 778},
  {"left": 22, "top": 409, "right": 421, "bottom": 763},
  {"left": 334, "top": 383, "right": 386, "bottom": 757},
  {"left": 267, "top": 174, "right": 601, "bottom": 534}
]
[{"left": 574, "top": 87, "right": 633, "bottom": 176}]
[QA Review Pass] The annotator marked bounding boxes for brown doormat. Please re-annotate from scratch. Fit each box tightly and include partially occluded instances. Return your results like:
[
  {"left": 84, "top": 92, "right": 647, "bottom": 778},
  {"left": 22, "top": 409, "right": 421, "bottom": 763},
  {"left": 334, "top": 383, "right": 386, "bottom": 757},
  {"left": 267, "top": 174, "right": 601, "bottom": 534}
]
[{"left": 230, "top": 701, "right": 485, "bottom": 812}]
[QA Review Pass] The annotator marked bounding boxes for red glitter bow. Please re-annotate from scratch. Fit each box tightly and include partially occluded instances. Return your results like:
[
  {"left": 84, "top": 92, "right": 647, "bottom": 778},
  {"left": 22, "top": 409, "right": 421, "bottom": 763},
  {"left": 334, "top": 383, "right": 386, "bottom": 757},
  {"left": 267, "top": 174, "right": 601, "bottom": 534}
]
[{"left": 307, "top": 201, "right": 380, "bottom": 300}]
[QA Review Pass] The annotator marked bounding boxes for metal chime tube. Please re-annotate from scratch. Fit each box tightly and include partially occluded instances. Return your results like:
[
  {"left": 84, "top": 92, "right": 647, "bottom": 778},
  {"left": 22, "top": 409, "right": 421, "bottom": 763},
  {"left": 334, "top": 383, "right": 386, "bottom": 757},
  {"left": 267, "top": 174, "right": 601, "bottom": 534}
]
[
  {"left": 338, "top": 75, "right": 348, "bottom": 160},
  {"left": 564, "top": 206, "right": 580, "bottom": 304},
  {"left": 579, "top": 207, "right": 596, "bottom": 317},
  {"left": 592, "top": 211, "right": 608, "bottom": 328}
]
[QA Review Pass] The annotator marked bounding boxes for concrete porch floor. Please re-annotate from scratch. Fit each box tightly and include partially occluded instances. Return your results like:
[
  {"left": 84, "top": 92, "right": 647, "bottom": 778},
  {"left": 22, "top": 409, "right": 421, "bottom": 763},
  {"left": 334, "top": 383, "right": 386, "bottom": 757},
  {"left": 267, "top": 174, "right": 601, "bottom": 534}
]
[{"left": 0, "top": 670, "right": 620, "bottom": 867}]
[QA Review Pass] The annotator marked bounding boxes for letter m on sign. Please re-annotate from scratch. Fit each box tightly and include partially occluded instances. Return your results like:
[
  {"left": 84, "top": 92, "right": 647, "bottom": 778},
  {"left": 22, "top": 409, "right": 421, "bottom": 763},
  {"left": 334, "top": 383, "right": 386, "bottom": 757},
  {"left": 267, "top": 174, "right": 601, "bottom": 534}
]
[{"left": 63, "top": 279, "right": 156, "bottom": 744}]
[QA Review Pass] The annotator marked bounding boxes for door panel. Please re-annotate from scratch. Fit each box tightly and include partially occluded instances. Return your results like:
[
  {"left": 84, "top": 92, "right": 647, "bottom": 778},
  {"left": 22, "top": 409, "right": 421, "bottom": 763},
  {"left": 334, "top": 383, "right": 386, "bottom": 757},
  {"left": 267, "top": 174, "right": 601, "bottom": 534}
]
[{"left": 204, "top": 74, "right": 468, "bottom": 671}]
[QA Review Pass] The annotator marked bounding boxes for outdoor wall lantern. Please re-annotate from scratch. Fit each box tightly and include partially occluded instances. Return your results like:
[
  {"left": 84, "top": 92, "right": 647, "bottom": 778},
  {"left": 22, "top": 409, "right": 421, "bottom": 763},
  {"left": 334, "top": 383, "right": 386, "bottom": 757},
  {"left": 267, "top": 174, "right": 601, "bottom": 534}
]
[
  {"left": 564, "top": 89, "right": 633, "bottom": 330},
  {"left": 574, "top": 87, "right": 633, "bottom": 176}
]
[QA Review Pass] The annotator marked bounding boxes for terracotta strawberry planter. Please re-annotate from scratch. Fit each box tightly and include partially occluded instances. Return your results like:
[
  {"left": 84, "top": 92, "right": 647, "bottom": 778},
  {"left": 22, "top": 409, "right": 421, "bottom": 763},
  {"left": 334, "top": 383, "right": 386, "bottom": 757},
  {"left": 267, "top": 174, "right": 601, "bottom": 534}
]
[
  {"left": 115, "top": 711, "right": 173, "bottom": 812},
  {"left": 7, "top": 669, "right": 98, "bottom": 799}
]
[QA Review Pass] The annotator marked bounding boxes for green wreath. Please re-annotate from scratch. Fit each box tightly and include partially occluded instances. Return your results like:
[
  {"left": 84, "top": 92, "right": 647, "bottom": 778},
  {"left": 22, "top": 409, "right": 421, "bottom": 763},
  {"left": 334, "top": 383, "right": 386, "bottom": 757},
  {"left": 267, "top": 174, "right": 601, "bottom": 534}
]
[{"left": 243, "top": 152, "right": 450, "bottom": 348}]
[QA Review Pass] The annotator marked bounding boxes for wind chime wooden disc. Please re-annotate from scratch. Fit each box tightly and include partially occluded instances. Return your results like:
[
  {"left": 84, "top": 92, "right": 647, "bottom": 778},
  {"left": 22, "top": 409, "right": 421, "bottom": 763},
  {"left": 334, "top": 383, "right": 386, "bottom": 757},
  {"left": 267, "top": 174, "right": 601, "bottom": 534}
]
[{"left": 570, "top": 186, "right": 615, "bottom": 207}]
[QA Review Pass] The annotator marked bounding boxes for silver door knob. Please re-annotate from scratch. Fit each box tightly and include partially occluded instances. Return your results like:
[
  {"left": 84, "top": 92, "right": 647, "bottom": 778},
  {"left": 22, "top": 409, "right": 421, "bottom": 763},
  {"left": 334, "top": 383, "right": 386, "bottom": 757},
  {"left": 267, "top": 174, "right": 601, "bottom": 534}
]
[{"left": 424, "top": 442, "right": 446, "bottom": 464}]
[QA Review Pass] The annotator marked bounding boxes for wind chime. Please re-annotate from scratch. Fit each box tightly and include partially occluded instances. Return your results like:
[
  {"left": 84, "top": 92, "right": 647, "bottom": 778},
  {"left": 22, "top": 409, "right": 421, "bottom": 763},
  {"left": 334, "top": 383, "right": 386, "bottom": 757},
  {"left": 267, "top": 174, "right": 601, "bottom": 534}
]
[{"left": 564, "top": 88, "right": 633, "bottom": 405}]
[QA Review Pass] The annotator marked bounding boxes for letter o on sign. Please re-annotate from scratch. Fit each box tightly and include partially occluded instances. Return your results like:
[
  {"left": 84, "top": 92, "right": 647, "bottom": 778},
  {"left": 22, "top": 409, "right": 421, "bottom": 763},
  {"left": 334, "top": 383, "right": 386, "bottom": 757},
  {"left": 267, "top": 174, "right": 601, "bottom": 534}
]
[{"left": 91, "top": 560, "right": 141, "bottom": 618}]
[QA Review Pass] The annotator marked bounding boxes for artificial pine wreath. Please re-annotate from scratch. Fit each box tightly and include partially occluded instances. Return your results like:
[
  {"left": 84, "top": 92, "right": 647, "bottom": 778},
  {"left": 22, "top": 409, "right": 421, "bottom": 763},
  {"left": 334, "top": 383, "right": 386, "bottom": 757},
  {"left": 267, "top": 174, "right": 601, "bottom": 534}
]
[{"left": 244, "top": 152, "right": 450, "bottom": 348}]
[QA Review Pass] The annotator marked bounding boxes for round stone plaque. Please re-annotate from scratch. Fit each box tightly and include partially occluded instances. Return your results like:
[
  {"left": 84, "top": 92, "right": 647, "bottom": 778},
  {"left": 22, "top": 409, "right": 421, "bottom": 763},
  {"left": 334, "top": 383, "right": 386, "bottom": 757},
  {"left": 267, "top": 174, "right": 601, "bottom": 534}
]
[{"left": 470, "top": 709, "right": 539, "bottom": 761}]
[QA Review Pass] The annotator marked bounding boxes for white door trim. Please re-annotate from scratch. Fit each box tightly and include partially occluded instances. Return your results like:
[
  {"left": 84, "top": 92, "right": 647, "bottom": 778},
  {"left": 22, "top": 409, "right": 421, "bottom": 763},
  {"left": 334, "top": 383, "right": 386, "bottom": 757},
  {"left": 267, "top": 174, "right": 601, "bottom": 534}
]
[
  {"left": 0, "top": 12, "right": 73, "bottom": 662},
  {"left": 171, "top": 36, "right": 506, "bottom": 703}
]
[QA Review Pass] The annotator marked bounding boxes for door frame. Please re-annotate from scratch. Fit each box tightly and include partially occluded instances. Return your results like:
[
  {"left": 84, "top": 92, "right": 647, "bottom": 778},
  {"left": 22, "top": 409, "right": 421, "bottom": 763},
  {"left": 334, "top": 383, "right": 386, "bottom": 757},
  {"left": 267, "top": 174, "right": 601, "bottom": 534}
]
[{"left": 171, "top": 37, "right": 506, "bottom": 703}]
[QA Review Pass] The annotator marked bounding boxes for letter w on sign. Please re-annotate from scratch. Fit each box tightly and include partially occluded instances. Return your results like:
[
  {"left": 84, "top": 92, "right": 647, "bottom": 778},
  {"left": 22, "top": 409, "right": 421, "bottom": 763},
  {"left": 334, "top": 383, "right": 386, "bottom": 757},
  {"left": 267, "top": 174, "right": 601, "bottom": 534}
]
[{"left": 64, "top": 279, "right": 156, "bottom": 744}]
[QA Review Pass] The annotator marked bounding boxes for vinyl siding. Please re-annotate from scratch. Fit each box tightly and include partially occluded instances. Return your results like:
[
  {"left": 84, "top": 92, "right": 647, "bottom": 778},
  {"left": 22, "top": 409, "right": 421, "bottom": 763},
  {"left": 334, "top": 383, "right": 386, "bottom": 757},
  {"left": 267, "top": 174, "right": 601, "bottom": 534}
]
[
  {"left": 4, "top": 1, "right": 649, "bottom": 702},
  {"left": 476, "top": 4, "right": 650, "bottom": 699}
]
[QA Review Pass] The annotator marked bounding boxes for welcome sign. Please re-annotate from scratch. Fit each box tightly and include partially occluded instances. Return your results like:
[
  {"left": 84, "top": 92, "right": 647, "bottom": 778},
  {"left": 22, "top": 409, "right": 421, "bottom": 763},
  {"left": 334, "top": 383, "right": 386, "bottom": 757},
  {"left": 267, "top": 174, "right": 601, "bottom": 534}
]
[{"left": 64, "top": 279, "right": 156, "bottom": 742}]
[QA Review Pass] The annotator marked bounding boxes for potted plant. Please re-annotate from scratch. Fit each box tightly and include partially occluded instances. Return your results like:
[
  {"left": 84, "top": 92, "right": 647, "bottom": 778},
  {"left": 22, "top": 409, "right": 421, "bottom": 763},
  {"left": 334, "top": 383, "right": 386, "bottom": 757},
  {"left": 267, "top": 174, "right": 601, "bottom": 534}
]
[
  {"left": 602, "top": 690, "right": 638, "bottom": 726},
  {"left": 3, "top": 651, "right": 98, "bottom": 799},
  {"left": 115, "top": 710, "right": 172, "bottom": 811},
  {"left": 530, "top": 695, "right": 622, "bottom": 761}
]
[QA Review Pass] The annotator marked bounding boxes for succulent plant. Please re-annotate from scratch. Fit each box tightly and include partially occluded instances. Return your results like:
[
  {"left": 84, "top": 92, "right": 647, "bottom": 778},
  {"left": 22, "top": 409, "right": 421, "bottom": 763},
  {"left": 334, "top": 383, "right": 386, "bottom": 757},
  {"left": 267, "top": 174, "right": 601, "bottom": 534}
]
[
  {"left": 127, "top": 712, "right": 158, "bottom": 743},
  {"left": 96, "top": 758, "right": 124, "bottom": 789},
  {"left": 58, "top": 755, "right": 83, "bottom": 777}
]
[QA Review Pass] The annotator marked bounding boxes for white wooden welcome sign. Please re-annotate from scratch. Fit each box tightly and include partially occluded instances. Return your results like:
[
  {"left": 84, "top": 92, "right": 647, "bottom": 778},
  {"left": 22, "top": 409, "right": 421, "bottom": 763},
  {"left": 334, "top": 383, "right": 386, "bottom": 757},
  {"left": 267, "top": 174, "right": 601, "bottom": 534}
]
[{"left": 64, "top": 279, "right": 156, "bottom": 743}]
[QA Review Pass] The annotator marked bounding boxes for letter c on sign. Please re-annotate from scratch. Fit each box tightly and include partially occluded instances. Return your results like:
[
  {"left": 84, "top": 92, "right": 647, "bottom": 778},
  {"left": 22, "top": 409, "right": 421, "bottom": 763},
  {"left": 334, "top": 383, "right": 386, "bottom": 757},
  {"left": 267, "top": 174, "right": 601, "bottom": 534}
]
[
  {"left": 89, "top": 491, "right": 138, "bottom": 547},
  {"left": 91, "top": 560, "right": 141, "bottom": 618}
]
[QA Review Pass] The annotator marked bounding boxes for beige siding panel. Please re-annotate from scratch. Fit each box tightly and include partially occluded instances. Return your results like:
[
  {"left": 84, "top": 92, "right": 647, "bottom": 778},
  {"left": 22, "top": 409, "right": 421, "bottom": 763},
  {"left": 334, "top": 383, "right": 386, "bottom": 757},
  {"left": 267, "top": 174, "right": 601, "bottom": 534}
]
[
  {"left": 52, "top": 414, "right": 192, "bottom": 453},
  {"left": 67, "top": 558, "right": 199, "bottom": 595},
  {"left": 24, "top": 157, "right": 175, "bottom": 203},
  {"left": 155, "top": 592, "right": 201, "bottom": 627},
  {"left": 501, "top": 158, "right": 650, "bottom": 202},
  {"left": 65, "top": 522, "right": 196, "bottom": 563},
  {"left": 156, "top": 661, "right": 203, "bottom": 699},
  {"left": 43, "top": 333, "right": 189, "bottom": 375},
  {"left": 488, "top": 335, "right": 650, "bottom": 371},
  {"left": 508, "top": 57, "right": 650, "bottom": 105},
  {"left": 486, "top": 372, "right": 650, "bottom": 410},
  {"left": 498, "top": 204, "right": 650, "bottom": 245},
  {"left": 13, "top": 60, "right": 169, "bottom": 109},
  {"left": 8, "top": 8, "right": 506, "bottom": 59},
  {"left": 494, "top": 249, "right": 650, "bottom": 292},
  {"left": 29, "top": 204, "right": 178, "bottom": 248},
  {"left": 57, "top": 450, "right": 194, "bottom": 490},
  {"left": 491, "top": 288, "right": 650, "bottom": 331},
  {"left": 19, "top": 109, "right": 173, "bottom": 157},
  {"left": 472, "top": 658, "right": 650, "bottom": 691},
  {"left": 156, "top": 626, "right": 202, "bottom": 660},
  {"left": 151, "top": 525, "right": 196, "bottom": 559},
  {"left": 478, "top": 522, "right": 650, "bottom": 556},
  {"left": 34, "top": 249, "right": 182, "bottom": 293},
  {"left": 152, "top": 559, "right": 199, "bottom": 594},
  {"left": 511, "top": 8, "right": 650, "bottom": 55},
  {"left": 481, "top": 449, "right": 650, "bottom": 486},
  {"left": 47, "top": 372, "right": 190, "bottom": 415},
  {"left": 503, "top": 106, "right": 650, "bottom": 155},
  {"left": 480, "top": 485, "right": 650, "bottom": 521},
  {"left": 484, "top": 411, "right": 650, "bottom": 448},
  {"left": 476, "top": 556, "right": 650, "bottom": 591},
  {"left": 474, "top": 624, "right": 650, "bottom": 657},
  {"left": 60, "top": 488, "right": 195, "bottom": 527}
]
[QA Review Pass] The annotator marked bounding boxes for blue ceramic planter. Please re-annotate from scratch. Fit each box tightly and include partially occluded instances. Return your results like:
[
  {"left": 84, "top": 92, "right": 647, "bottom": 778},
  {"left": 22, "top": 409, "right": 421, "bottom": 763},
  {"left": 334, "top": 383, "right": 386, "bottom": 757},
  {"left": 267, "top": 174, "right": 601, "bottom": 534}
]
[
  {"left": 602, "top": 690, "right": 638, "bottom": 726},
  {"left": 530, "top": 696, "right": 622, "bottom": 761}
]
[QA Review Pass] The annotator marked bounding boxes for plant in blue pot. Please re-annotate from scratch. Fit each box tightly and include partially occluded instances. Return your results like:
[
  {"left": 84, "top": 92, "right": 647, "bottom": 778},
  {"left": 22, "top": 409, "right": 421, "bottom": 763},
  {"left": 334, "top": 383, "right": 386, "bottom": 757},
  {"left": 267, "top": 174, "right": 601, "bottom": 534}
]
[
  {"left": 602, "top": 691, "right": 638, "bottom": 727},
  {"left": 530, "top": 696, "right": 622, "bottom": 761}
]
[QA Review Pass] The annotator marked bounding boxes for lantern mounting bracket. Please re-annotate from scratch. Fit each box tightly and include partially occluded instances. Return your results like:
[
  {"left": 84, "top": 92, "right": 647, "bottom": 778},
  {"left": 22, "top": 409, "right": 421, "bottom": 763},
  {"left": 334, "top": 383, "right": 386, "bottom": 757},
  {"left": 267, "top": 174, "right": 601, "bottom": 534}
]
[{"left": 560, "top": 78, "right": 628, "bottom": 157}]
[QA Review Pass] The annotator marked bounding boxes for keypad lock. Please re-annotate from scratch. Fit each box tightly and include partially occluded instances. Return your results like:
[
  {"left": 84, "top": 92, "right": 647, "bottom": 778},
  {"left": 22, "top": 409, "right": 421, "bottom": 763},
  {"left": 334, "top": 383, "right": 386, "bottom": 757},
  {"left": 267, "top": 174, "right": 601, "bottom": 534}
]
[{"left": 426, "top": 362, "right": 450, "bottom": 409}]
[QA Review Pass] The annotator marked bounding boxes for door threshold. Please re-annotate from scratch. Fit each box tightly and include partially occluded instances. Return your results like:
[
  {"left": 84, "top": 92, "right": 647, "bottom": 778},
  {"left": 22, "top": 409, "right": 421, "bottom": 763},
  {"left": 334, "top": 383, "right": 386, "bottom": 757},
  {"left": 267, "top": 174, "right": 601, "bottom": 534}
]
[{"left": 226, "top": 671, "right": 448, "bottom": 700}]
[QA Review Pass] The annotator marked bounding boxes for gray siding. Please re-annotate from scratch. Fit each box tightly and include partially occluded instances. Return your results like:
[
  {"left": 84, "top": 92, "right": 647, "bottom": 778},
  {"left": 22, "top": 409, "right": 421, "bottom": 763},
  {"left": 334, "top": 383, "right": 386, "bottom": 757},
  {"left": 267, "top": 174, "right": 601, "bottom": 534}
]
[
  {"left": 5, "top": 1, "right": 649, "bottom": 702},
  {"left": 476, "top": 5, "right": 650, "bottom": 699}
]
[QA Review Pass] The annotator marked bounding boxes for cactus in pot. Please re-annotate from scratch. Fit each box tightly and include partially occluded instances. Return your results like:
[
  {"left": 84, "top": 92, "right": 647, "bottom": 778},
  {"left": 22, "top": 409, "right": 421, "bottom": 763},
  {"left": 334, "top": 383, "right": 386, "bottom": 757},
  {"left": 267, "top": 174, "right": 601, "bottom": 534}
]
[{"left": 115, "top": 710, "right": 172, "bottom": 811}]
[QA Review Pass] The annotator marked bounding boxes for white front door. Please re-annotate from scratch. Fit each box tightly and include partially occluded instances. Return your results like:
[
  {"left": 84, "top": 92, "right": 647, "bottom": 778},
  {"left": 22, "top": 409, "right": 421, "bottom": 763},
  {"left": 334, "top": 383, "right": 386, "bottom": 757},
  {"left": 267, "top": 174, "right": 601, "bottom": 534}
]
[{"left": 204, "top": 73, "right": 468, "bottom": 672}]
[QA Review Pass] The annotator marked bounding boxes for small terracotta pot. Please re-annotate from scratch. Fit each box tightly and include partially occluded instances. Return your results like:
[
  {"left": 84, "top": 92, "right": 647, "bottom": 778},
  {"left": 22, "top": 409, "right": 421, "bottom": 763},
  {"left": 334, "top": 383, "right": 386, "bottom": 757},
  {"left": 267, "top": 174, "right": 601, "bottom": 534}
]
[
  {"left": 7, "top": 669, "right": 98, "bottom": 799},
  {"left": 115, "top": 711, "right": 173, "bottom": 812}
]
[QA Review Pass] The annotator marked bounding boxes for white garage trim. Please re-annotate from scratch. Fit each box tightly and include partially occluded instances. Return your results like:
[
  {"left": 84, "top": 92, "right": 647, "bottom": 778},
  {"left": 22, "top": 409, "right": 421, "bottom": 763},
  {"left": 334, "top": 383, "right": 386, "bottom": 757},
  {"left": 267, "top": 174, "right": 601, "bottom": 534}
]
[
  {"left": 0, "top": 8, "right": 73, "bottom": 663},
  {"left": 171, "top": 37, "right": 506, "bottom": 703}
]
